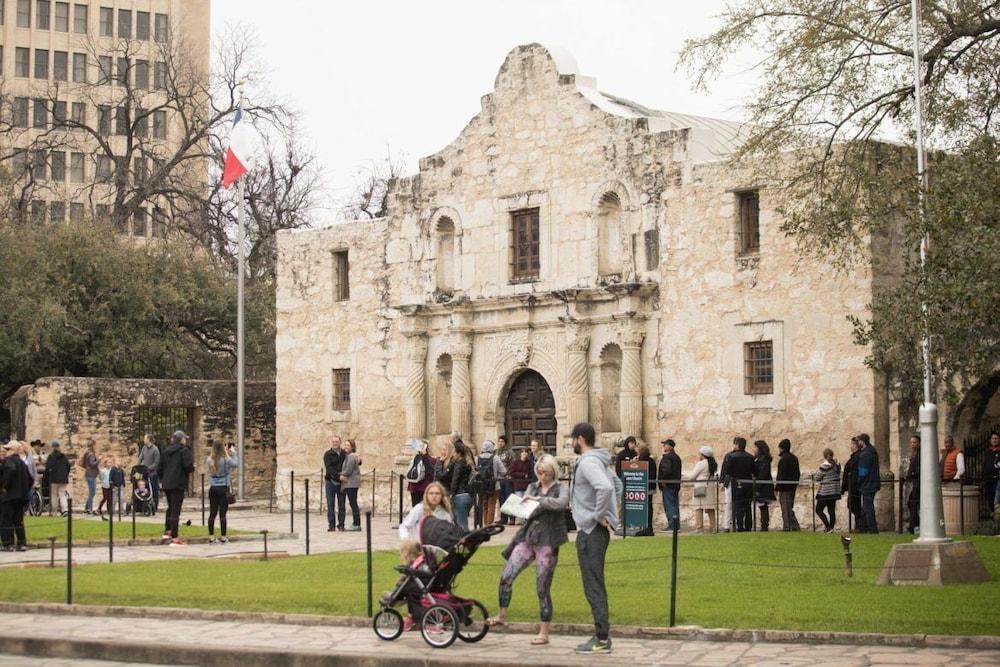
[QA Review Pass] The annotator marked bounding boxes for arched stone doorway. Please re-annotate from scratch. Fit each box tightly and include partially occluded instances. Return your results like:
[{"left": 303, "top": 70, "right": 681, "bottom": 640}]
[{"left": 504, "top": 369, "right": 557, "bottom": 452}]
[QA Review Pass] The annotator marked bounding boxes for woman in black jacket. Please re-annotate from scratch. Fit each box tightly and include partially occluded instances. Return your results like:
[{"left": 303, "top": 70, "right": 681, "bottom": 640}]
[
  {"left": 841, "top": 437, "right": 862, "bottom": 531},
  {"left": 614, "top": 436, "right": 638, "bottom": 476},
  {"left": 752, "top": 440, "right": 776, "bottom": 531},
  {"left": 448, "top": 441, "right": 473, "bottom": 530}
]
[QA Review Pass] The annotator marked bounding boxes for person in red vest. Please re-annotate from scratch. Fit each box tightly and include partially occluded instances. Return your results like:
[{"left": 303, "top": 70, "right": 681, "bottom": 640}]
[{"left": 940, "top": 436, "right": 965, "bottom": 483}]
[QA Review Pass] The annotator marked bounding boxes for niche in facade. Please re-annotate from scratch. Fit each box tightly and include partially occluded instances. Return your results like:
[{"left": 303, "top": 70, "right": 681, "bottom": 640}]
[
  {"left": 434, "top": 354, "right": 453, "bottom": 436},
  {"left": 597, "top": 192, "right": 622, "bottom": 277},
  {"left": 600, "top": 343, "right": 622, "bottom": 432},
  {"left": 436, "top": 217, "right": 456, "bottom": 292}
]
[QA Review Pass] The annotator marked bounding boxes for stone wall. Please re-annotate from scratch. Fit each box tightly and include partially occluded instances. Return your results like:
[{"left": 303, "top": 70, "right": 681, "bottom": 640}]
[
  {"left": 275, "top": 44, "right": 896, "bottom": 509},
  {"left": 9, "top": 377, "right": 276, "bottom": 500}
]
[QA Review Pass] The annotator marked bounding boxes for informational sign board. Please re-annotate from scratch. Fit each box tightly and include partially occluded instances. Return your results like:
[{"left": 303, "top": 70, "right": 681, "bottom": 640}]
[{"left": 620, "top": 460, "right": 649, "bottom": 537}]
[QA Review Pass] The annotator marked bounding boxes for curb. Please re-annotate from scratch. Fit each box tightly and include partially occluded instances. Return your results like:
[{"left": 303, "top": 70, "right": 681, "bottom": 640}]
[{"left": 1, "top": 602, "right": 998, "bottom": 650}]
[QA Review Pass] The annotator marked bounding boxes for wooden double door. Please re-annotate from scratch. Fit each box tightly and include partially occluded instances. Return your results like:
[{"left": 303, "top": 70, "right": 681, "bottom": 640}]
[{"left": 504, "top": 370, "right": 557, "bottom": 452}]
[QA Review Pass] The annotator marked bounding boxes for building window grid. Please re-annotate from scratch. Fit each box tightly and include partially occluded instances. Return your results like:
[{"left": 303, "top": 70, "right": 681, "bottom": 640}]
[
  {"left": 154, "top": 13, "right": 167, "bottom": 42},
  {"left": 36, "top": 0, "right": 49, "bottom": 29},
  {"left": 17, "top": 0, "right": 31, "bottom": 28},
  {"left": 98, "top": 6, "right": 111, "bottom": 36},
  {"left": 13, "top": 97, "right": 29, "bottom": 127},
  {"left": 743, "top": 340, "right": 774, "bottom": 395},
  {"left": 510, "top": 208, "right": 541, "bottom": 282},
  {"left": 32, "top": 99, "right": 47, "bottom": 128},
  {"left": 53, "top": 50, "right": 68, "bottom": 81},
  {"left": 72, "top": 52, "right": 86, "bottom": 82},
  {"left": 117, "top": 8, "right": 130, "bottom": 38},
  {"left": 34, "top": 48, "right": 49, "bottom": 79},
  {"left": 54, "top": 1, "right": 68, "bottom": 30},
  {"left": 15, "top": 47, "right": 29, "bottom": 76},
  {"left": 738, "top": 190, "right": 761, "bottom": 256},
  {"left": 72, "top": 3, "right": 86, "bottom": 33},
  {"left": 98, "top": 55, "right": 112, "bottom": 84},
  {"left": 332, "top": 369, "right": 351, "bottom": 411},
  {"left": 332, "top": 250, "right": 350, "bottom": 301},
  {"left": 136, "top": 11, "right": 149, "bottom": 40}
]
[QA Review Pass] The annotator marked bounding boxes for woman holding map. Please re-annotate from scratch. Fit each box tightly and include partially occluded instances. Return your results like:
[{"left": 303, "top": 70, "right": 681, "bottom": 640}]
[{"left": 487, "top": 454, "right": 568, "bottom": 646}]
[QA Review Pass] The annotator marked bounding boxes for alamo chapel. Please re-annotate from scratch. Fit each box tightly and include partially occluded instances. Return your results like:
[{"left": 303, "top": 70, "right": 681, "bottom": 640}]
[{"left": 274, "top": 44, "right": 895, "bottom": 481}]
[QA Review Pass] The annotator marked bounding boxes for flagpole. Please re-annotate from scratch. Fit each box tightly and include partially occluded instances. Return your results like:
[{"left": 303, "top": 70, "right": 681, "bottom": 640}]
[{"left": 236, "top": 98, "right": 247, "bottom": 502}]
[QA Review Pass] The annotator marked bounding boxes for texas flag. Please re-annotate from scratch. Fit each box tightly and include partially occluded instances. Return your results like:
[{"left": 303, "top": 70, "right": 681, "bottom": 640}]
[{"left": 222, "top": 107, "right": 256, "bottom": 189}]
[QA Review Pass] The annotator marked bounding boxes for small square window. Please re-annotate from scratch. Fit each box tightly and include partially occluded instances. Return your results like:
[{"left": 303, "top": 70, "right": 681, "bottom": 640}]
[
  {"left": 737, "top": 190, "right": 760, "bottom": 255},
  {"left": 332, "top": 368, "right": 351, "bottom": 411},
  {"left": 743, "top": 340, "right": 774, "bottom": 395}
]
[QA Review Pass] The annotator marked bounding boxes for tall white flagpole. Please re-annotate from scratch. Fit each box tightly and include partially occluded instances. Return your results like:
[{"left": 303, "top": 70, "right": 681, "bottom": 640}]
[
  {"left": 236, "top": 94, "right": 247, "bottom": 501},
  {"left": 910, "top": 0, "right": 945, "bottom": 541}
]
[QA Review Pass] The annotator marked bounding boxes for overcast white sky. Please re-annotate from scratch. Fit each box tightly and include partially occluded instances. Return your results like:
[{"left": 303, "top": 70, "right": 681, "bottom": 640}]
[{"left": 211, "top": 0, "right": 758, "bottom": 216}]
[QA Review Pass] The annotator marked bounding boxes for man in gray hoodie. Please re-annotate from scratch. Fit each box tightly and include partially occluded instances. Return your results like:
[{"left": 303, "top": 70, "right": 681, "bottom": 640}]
[{"left": 570, "top": 422, "right": 619, "bottom": 654}]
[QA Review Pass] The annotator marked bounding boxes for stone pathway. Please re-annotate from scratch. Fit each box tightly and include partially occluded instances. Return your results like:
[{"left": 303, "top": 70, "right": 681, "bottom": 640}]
[{"left": 1, "top": 610, "right": 998, "bottom": 667}]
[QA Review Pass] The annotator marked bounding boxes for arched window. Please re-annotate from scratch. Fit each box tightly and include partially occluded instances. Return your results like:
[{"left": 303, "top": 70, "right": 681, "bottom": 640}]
[
  {"left": 434, "top": 354, "right": 453, "bottom": 436},
  {"left": 597, "top": 192, "right": 622, "bottom": 276},
  {"left": 600, "top": 343, "right": 622, "bottom": 432},
  {"left": 436, "top": 217, "right": 455, "bottom": 292}
]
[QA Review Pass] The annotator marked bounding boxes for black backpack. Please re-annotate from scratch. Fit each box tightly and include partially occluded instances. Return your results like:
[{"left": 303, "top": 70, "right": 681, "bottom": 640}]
[{"left": 468, "top": 455, "right": 495, "bottom": 495}]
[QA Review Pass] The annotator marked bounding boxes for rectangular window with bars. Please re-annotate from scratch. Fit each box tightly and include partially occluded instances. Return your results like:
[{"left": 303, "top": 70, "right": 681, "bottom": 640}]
[
  {"left": 743, "top": 340, "right": 774, "bottom": 395},
  {"left": 34, "top": 48, "right": 49, "bottom": 79},
  {"left": 332, "top": 368, "right": 351, "bottom": 411},
  {"left": 53, "top": 50, "right": 68, "bottom": 80},
  {"left": 737, "top": 190, "right": 760, "bottom": 255},
  {"left": 15, "top": 47, "right": 29, "bottom": 76},
  {"left": 644, "top": 228, "right": 660, "bottom": 270},
  {"left": 13, "top": 97, "right": 29, "bottom": 127},
  {"left": 72, "top": 52, "right": 86, "bottom": 82},
  {"left": 73, "top": 3, "right": 86, "bottom": 33},
  {"left": 332, "top": 250, "right": 350, "bottom": 301},
  {"left": 17, "top": 0, "right": 31, "bottom": 28},
  {"left": 117, "top": 8, "right": 130, "bottom": 38},
  {"left": 54, "top": 2, "right": 68, "bottom": 30},
  {"left": 98, "top": 6, "right": 111, "bottom": 36},
  {"left": 510, "top": 208, "right": 540, "bottom": 282},
  {"left": 154, "top": 13, "right": 168, "bottom": 42},
  {"left": 136, "top": 11, "right": 149, "bottom": 39},
  {"left": 36, "top": 0, "right": 49, "bottom": 29}
]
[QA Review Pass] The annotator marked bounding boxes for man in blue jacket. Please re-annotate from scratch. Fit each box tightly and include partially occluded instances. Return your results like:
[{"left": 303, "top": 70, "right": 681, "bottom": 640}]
[
  {"left": 570, "top": 422, "right": 620, "bottom": 654},
  {"left": 855, "top": 433, "right": 881, "bottom": 533}
]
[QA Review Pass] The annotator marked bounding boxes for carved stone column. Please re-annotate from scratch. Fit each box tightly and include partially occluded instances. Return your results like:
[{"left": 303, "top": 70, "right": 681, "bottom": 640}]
[
  {"left": 450, "top": 335, "right": 473, "bottom": 440},
  {"left": 619, "top": 325, "right": 645, "bottom": 438},
  {"left": 566, "top": 328, "right": 590, "bottom": 429},
  {"left": 403, "top": 334, "right": 428, "bottom": 439}
]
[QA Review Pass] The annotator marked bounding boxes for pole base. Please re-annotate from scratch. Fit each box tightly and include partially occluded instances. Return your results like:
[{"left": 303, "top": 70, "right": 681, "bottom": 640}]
[{"left": 878, "top": 541, "right": 990, "bottom": 586}]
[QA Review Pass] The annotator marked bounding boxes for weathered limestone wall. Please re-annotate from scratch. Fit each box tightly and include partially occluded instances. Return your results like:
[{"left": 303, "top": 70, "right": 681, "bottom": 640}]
[
  {"left": 275, "top": 43, "right": 892, "bottom": 509},
  {"left": 10, "top": 377, "right": 275, "bottom": 499}
]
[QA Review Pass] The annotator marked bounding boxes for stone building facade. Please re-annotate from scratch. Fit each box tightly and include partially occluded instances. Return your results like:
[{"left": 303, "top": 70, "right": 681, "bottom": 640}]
[
  {"left": 9, "top": 377, "right": 275, "bottom": 499},
  {"left": 275, "top": 44, "right": 892, "bottom": 494}
]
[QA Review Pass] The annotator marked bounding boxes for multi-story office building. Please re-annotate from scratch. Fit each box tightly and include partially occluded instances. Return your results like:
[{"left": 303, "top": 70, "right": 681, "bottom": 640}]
[{"left": 0, "top": 0, "right": 210, "bottom": 237}]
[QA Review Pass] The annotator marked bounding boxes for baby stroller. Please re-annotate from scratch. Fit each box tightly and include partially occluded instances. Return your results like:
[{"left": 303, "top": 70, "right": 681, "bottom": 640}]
[
  {"left": 127, "top": 465, "right": 154, "bottom": 516},
  {"left": 373, "top": 518, "right": 503, "bottom": 649}
]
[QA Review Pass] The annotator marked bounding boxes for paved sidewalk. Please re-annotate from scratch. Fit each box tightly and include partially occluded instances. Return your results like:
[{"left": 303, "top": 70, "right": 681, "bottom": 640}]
[{"left": 1, "top": 609, "right": 999, "bottom": 667}]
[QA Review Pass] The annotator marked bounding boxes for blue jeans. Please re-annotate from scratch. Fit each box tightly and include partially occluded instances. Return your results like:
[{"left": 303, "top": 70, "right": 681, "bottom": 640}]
[
  {"left": 453, "top": 493, "right": 473, "bottom": 531},
  {"left": 84, "top": 477, "right": 96, "bottom": 512},
  {"left": 325, "top": 480, "right": 341, "bottom": 529},
  {"left": 661, "top": 487, "right": 679, "bottom": 531},
  {"left": 499, "top": 480, "right": 513, "bottom": 520},
  {"left": 859, "top": 492, "right": 878, "bottom": 533}
]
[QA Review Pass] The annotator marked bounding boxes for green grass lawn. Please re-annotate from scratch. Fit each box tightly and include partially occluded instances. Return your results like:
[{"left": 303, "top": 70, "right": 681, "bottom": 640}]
[
  {"left": 22, "top": 516, "right": 245, "bottom": 543},
  {"left": 2, "top": 532, "right": 997, "bottom": 636}
]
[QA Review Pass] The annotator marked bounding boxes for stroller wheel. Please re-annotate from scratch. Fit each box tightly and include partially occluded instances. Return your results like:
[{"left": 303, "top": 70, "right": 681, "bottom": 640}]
[
  {"left": 457, "top": 599, "right": 489, "bottom": 643},
  {"left": 372, "top": 607, "right": 403, "bottom": 641},
  {"left": 420, "top": 604, "right": 459, "bottom": 649}
]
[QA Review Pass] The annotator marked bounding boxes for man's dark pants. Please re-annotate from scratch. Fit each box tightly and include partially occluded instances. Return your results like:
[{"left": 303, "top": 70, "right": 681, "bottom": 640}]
[
  {"left": 0, "top": 500, "right": 26, "bottom": 547},
  {"left": 778, "top": 491, "right": 800, "bottom": 530},
  {"left": 859, "top": 492, "right": 878, "bottom": 533},
  {"left": 163, "top": 489, "right": 185, "bottom": 538},
  {"left": 576, "top": 524, "right": 611, "bottom": 641},
  {"left": 325, "top": 480, "right": 341, "bottom": 529},
  {"left": 148, "top": 472, "right": 161, "bottom": 511},
  {"left": 734, "top": 487, "right": 752, "bottom": 532}
]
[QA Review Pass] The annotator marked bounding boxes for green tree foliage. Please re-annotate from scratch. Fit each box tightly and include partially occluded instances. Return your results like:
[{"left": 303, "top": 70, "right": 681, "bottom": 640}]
[
  {"left": 681, "top": 1, "right": 1000, "bottom": 402},
  {"left": 0, "top": 214, "right": 273, "bottom": 402}
]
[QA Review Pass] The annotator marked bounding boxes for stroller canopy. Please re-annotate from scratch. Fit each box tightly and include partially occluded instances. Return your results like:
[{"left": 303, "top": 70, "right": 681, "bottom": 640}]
[{"left": 418, "top": 516, "right": 466, "bottom": 551}]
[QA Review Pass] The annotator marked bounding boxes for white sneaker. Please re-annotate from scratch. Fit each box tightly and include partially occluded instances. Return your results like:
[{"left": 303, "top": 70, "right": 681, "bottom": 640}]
[{"left": 219, "top": 536, "right": 229, "bottom": 543}]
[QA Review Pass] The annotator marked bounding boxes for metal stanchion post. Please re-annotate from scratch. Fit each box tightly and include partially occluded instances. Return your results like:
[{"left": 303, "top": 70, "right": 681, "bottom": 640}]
[
  {"left": 290, "top": 470, "right": 295, "bottom": 534},
  {"left": 960, "top": 478, "right": 965, "bottom": 535},
  {"left": 201, "top": 474, "right": 206, "bottom": 527},
  {"left": 131, "top": 500, "right": 136, "bottom": 541},
  {"left": 811, "top": 478, "right": 816, "bottom": 532},
  {"left": 714, "top": 480, "right": 720, "bottom": 533},
  {"left": 305, "top": 478, "right": 310, "bottom": 556},
  {"left": 67, "top": 500, "right": 73, "bottom": 604},
  {"left": 371, "top": 469, "right": 376, "bottom": 517},
  {"left": 751, "top": 480, "right": 757, "bottom": 532},
  {"left": 108, "top": 499, "right": 114, "bottom": 563},
  {"left": 898, "top": 476, "right": 904, "bottom": 534},
  {"left": 48, "top": 536, "right": 56, "bottom": 568},
  {"left": 261, "top": 529, "right": 269, "bottom": 560},
  {"left": 397, "top": 473, "right": 403, "bottom": 525},
  {"left": 365, "top": 511, "right": 373, "bottom": 618},
  {"left": 319, "top": 468, "right": 324, "bottom": 513},
  {"left": 620, "top": 474, "right": 627, "bottom": 540},
  {"left": 669, "top": 524, "right": 679, "bottom": 627},
  {"left": 389, "top": 471, "right": 394, "bottom": 523}
]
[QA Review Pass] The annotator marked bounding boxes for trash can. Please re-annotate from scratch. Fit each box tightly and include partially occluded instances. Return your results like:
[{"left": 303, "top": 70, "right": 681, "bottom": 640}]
[{"left": 942, "top": 484, "right": 979, "bottom": 535}]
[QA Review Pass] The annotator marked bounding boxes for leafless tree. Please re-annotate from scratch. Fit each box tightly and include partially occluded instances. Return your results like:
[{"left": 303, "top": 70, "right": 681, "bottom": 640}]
[{"left": 340, "top": 148, "right": 406, "bottom": 221}]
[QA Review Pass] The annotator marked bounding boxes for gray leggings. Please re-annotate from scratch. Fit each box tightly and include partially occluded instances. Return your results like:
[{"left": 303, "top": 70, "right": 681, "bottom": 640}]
[{"left": 498, "top": 542, "right": 558, "bottom": 621}]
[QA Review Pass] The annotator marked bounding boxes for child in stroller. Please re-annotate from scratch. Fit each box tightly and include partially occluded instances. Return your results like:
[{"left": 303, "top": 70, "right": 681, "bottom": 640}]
[
  {"left": 373, "top": 516, "right": 503, "bottom": 649},
  {"left": 127, "top": 465, "right": 154, "bottom": 516}
]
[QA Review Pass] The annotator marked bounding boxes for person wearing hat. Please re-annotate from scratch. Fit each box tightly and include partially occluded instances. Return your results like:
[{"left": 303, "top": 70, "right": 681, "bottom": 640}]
[
  {"left": 656, "top": 439, "right": 682, "bottom": 532},
  {"left": 44, "top": 440, "right": 72, "bottom": 516},
  {"left": 0, "top": 441, "right": 32, "bottom": 551},
  {"left": 157, "top": 430, "right": 194, "bottom": 542},
  {"left": 855, "top": 433, "right": 881, "bottom": 533},
  {"left": 684, "top": 446, "right": 718, "bottom": 532}
]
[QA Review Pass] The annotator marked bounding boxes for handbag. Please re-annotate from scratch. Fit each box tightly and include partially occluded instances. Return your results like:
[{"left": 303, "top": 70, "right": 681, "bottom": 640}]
[
  {"left": 693, "top": 485, "right": 707, "bottom": 498},
  {"left": 227, "top": 486, "right": 236, "bottom": 505}
]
